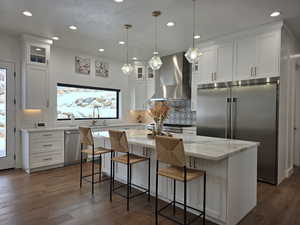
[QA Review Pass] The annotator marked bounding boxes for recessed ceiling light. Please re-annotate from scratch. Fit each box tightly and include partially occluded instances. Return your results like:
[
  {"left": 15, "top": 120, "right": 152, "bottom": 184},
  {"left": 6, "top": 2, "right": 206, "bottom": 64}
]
[
  {"left": 22, "top": 11, "right": 32, "bottom": 17},
  {"left": 166, "top": 22, "right": 176, "bottom": 27},
  {"left": 270, "top": 11, "right": 281, "bottom": 17},
  {"left": 132, "top": 57, "right": 138, "bottom": 60},
  {"left": 119, "top": 41, "right": 125, "bottom": 45},
  {"left": 69, "top": 25, "right": 78, "bottom": 31},
  {"left": 52, "top": 36, "right": 60, "bottom": 40},
  {"left": 114, "top": 0, "right": 124, "bottom": 2},
  {"left": 35, "top": 48, "right": 41, "bottom": 51},
  {"left": 98, "top": 48, "right": 105, "bottom": 52},
  {"left": 153, "top": 51, "right": 159, "bottom": 55},
  {"left": 194, "top": 35, "right": 201, "bottom": 39}
]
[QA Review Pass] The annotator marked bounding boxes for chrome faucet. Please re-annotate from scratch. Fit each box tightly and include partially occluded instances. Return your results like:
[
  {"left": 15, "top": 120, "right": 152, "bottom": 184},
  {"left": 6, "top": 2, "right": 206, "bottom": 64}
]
[{"left": 92, "top": 106, "right": 100, "bottom": 126}]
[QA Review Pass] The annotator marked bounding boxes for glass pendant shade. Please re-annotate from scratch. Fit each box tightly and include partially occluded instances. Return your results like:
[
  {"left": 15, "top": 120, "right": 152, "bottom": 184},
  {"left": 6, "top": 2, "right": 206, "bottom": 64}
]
[
  {"left": 149, "top": 54, "right": 162, "bottom": 70},
  {"left": 185, "top": 47, "right": 202, "bottom": 63},
  {"left": 121, "top": 63, "right": 133, "bottom": 75}
]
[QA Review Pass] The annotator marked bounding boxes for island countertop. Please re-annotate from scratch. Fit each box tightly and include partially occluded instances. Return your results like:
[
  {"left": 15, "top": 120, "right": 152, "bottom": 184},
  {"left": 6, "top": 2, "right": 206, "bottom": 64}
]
[{"left": 93, "top": 129, "right": 259, "bottom": 161}]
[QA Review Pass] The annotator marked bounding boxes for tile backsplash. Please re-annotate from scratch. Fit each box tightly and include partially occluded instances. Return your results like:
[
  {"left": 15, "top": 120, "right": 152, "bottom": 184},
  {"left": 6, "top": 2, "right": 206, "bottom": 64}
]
[{"left": 165, "top": 100, "right": 196, "bottom": 125}]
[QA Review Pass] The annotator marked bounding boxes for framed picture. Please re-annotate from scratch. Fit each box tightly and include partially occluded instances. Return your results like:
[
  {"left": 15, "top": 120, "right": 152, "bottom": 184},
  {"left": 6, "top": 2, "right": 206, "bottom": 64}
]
[
  {"left": 95, "top": 60, "right": 109, "bottom": 77},
  {"left": 75, "top": 56, "right": 90, "bottom": 75}
]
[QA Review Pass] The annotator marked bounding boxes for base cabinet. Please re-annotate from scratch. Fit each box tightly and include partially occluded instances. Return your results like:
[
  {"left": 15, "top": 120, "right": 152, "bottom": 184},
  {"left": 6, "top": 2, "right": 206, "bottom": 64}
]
[{"left": 22, "top": 130, "right": 64, "bottom": 173}]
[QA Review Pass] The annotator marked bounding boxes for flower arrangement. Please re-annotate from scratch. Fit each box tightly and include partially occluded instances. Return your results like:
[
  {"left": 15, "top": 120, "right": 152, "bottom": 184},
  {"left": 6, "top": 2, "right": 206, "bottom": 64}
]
[{"left": 147, "top": 101, "right": 171, "bottom": 135}]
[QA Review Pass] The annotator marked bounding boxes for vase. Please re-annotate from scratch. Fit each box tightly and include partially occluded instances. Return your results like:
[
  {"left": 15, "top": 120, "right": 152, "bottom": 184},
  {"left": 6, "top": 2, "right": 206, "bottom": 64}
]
[{"left": 154, "top": 121, "right": 163, "bottom": 135}]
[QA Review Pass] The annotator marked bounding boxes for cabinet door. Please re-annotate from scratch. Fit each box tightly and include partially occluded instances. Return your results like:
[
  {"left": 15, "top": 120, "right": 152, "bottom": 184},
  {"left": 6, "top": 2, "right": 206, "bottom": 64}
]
[
  {"left": 256, "top": 32, "right": 280, "bottom": 78},
  {"left": 216, "top": 42, "right": 234, "bottom": 82},
  {"left": 235, "top": 36, "right": 256, "bottom": 80},
  {"left": 199, "top": 47, "right": 217, "bottom": 84},
  {"left": 24, "top": 65, "right": 48, "bottom": 109},
  {"left": 133, "top": 80, "right": 147, "bottom": 110},
  {"left": 27, "top": 43, "right": 50, "bottom": 66},
  {"left": 191, "top": 73, "right": 200, "bottom": 111}
]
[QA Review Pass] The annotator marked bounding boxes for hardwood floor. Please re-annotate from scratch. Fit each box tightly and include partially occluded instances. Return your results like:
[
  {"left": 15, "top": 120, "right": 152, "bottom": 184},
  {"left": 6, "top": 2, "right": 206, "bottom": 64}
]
[{"left": 0, "top": 165, "right": 299, "bottom": 225}]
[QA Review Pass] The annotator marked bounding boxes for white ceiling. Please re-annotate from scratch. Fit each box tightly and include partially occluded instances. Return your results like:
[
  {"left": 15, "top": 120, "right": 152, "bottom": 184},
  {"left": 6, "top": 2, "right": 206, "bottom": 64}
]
[{"left": 0, "top": 0, "right": 299, "bottom": 62}]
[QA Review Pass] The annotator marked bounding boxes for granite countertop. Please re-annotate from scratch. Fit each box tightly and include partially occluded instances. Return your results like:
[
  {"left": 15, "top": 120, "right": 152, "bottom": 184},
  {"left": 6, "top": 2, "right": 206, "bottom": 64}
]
[
  {"left": 93, "top": 129, "right": 259, "bottom": 161},
  {"left": 21, "top": 123, "right": 147, "bottom": 132}
]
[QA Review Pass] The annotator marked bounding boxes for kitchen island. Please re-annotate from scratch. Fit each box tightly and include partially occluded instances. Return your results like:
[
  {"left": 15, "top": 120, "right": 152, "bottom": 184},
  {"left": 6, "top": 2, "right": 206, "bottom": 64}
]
[{"left": 93, "top": 129, "right": 259, "bottom": 225}]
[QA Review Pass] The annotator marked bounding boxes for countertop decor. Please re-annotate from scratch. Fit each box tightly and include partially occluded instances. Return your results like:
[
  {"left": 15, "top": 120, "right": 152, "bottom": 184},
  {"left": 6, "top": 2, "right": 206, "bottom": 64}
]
[{"left": 147, "top": 101, "right": 170, "bottom": 135}]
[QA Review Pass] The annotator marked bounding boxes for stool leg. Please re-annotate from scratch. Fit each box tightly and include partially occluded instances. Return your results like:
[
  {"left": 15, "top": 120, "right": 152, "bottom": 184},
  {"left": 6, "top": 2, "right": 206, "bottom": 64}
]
[
  {"left": 155, "top": 160, "right": 159, "bottom": 225},
  {"left": 127, "top": 153, "right": 130, "bottom": 211},
  {"left": 80, "top": 151, "right": 83, "bottom": 188},
  {"left": 129, "top": 164, "right": 132, "bottom": 193},
  {"left": 203, "top": 172, "right": 206, "bottom": 225},
  {"left": 112, "top": 154, "right": 115, "bottom": 190},
  {"left": 110, "top": 151, "right": 113, "bottom": 202},
  {"left": 184, "top": 166, "right": 187, "bottom": 225},
  {"left": 173, "top": 179, "right": 176, "bottom": 215},
  {"left": 99, "top": 154, "right": 102, "bottom": 182},
  {"left": 148, "top": 158, "right": 151, "bottom": 202},
  {"left": 92, "top": 151, "right": 95, "bottom": 195}
]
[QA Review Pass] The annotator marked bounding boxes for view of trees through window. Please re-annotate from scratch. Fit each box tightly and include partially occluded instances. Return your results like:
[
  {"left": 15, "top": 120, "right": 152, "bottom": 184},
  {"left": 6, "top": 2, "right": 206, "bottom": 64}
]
[
  {"left": 0, "top": 68, "right": 6, "bottom": 158},
  {"left": 57, "top": 84, "right": 119, "bottom": 120}
]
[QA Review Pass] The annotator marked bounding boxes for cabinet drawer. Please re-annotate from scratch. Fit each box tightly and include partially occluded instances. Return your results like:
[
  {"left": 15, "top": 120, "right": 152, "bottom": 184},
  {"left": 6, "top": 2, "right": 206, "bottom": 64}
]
[
  {"left": 31, "top": 140, "right": 64, "bottom": 154},
  {"left": 30, "top": 131, "right": 64, "bottom": 142},
  {"left": 30, "top": 152, "right": 64, "bottom": 168}
]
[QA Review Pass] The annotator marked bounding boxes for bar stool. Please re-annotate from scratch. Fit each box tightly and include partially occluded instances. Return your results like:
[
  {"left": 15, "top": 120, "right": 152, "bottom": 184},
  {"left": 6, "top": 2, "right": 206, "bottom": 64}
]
[
  {"left": 79, "top": 127, "right": 111, "bottom": 195},
  {"left": 108, "top": 130, "right": 151, "bottom": 211},
  {"left": 155, "top": 136, "right": 206, "bottom": 225}
]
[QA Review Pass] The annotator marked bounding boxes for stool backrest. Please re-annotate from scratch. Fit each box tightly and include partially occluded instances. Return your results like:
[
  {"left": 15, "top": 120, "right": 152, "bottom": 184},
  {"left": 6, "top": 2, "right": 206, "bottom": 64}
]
[
  {"left": 109, "top": 130, "right": 129, "bottom": 153},
  {"left": 79, "top": 127, "right": 94, "bottom": 146},
  {"left": 155, "top": 136, "right": 185, "bottom": 167}
]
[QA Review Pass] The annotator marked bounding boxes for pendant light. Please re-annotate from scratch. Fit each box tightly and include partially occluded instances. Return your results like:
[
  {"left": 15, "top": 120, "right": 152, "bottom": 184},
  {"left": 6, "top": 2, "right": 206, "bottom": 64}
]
[
  {"left": 121, "top": 24, "right": 134, "bottom": 75},
  {"left": 148, "top": 11, "right": 163, "bottom": 71},
  {"left": 185, "top": 0, "right": 202, "bottom": 63}
]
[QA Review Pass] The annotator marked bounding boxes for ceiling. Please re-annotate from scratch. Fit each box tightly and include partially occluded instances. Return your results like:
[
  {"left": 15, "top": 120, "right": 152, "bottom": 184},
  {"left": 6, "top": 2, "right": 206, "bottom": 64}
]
[{"left": 0, "top": 0, "right": 299, "bottom": 62}]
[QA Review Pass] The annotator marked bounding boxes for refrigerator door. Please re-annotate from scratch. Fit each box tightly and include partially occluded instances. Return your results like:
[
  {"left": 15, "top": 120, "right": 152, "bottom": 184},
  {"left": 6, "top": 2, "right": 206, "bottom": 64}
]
[
  {"left": 231, "top": 84, "right": 278, "bottom": 184},
  {"left": 197, "top": 87, "right": 231, "bottom": 138}
]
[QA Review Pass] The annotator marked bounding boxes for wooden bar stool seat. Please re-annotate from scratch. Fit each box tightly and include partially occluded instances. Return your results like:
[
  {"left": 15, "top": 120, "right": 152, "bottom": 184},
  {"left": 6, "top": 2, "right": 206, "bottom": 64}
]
[
  {"left": 79, "top": 127, "right": 111, "bottom": 195},
  {"left": 112, "top": 153, "right": 148, "bottom": 165},
  {"left": 158, "top": 166, "right": 205, "bottom": 182},
  {"left": 81, "top": 147, "right": 111, "bottom": 155},
  {"left": 109, "top": 130, "right": 151, "bottom": 211},
  {"left": 155, "top": 136, "right": 206, "bottom": 225}
]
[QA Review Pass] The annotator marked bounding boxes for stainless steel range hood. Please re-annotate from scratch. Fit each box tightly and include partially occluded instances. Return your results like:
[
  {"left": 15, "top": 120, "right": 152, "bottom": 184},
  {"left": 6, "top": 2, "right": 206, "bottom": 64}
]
[{"left": 151, "top": 52, "right": 191, "bottom": 101}]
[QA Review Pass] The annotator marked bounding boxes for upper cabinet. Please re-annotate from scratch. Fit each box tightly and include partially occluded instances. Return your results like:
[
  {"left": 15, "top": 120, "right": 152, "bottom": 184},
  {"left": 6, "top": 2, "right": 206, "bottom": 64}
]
[
  {"left": 198, "top": 46, "right": 217, "bottom": 84},
  {"left": 235, "top": 31, "right": 280, "bottom": 80},
  {"left": 216, "top": 41, "right": 234, "bottom": 82},
  {"left": 130, "top": 64, "right": 155, "bottom": 110},
  {"left": 21, "top": 35, "right": 52, "bottom": 109}
]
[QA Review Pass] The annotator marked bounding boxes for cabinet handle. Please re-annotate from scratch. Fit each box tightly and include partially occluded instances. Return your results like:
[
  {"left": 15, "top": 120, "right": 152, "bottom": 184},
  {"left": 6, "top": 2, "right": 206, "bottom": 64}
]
[
  {"left": 43, "top": 144, "right": 53, "bottom": 147},
  {"left": 214, "top": 72, "right": 217, "bottom": 81},
  {"left": 254, "top": 66, "right": 257, "bottom": 76},
  {"left": 250, "top": 67, "right": 253, "bottom": 77},
  {"left": 211, "top": 73, "right": 214, "bottom": 81},
  {"left": 43, "top": 157, "right": 52, "bottom": 161},
  {"left": 43, "top": 134, "right": 52, "bottom": 137}
]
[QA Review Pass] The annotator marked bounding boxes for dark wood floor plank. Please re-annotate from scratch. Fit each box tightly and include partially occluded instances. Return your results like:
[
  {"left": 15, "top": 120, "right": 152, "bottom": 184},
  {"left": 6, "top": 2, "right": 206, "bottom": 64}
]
[{"left": 0, "top": 165, "right": 299, "bottom": 225}]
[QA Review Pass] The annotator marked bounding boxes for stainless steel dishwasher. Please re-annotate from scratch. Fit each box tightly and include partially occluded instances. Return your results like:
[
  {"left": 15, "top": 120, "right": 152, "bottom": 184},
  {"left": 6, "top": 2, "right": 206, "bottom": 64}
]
[{"left": 64, "top": 129, "right": 81, "bottom": 166}]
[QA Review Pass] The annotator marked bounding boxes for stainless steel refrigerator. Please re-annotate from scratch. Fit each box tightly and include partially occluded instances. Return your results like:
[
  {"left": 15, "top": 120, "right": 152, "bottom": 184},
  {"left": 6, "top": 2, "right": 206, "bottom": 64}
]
[{"left": 197, "top": 78, "right": 279, "bottom": 184}]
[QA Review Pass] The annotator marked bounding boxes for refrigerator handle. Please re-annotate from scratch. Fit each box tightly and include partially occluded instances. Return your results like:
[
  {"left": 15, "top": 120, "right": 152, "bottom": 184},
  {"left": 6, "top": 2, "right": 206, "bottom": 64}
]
[
  {"left": 232, "top": 97, "right": 237, "bottom": 139},
  {"left": 226, "top": 98, "right": 231, "bottom": 139}
]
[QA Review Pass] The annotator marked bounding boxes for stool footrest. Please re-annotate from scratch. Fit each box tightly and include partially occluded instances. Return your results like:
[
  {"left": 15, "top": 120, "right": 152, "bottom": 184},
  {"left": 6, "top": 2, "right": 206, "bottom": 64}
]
[
  {"left": 112, "top": 182, "right": 149, "bottom": 199},
  {"left": 158, "top": 200, "right": 204, "bottom": 225},
  {"left": 82, "top": 174, "right": 111, "bottom": 184}
]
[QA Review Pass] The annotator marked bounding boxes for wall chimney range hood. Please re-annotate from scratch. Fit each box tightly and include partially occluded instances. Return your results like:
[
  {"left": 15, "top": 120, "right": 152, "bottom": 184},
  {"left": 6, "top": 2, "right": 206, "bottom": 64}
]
[{"left": 151, "top": 52, "right": 191, "bottom": 101}]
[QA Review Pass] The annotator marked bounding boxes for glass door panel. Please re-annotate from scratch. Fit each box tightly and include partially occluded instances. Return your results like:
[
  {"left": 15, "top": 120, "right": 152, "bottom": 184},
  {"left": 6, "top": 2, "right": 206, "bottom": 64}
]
[{"left": 0, "top": 68, "right": 6, "bottom": 158}]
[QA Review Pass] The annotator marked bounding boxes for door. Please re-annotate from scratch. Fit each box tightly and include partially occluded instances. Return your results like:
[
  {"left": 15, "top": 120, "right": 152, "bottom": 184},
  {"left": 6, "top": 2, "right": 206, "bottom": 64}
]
[
  {"left": 232, "top": 84, "right": 278, "bottom": 184},
  {"left": 199, "top": 47, "right": 217, "bottom": 84},
  {"left": 235, "top": 36, "right": 256, "bottom": 80},
  {"left": 197, "top": 87, "right": 230, "bottom": 138},
  {"left": 0, "top": 62, "right": 15, "bottom": 170},
  {"left": 294, "top": 61, "right": 300, "bottom": 166},
  {"left": 256, "top": 32, "right": 280, "bottom": 78}
]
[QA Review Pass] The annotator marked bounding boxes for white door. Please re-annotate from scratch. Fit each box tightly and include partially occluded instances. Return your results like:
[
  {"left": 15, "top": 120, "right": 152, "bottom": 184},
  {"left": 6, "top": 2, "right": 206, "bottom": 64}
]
[
  {"left": 216, "top": 41, "right": 234, "bottom": 82},
  {"left": 256, "top": 32, "right": 280, "bottom": 78},
  {"left": 0, "top": 62, "right": 15, "bottom": 170},
  {"left": 294, "top": 60, "right": 300, "bottom": 166},
  {"left": 199, "top": 47, "right": 217, "bottom": 84},
  {"left": 235, "top": 36, "right": 256, "bottom": 80}
]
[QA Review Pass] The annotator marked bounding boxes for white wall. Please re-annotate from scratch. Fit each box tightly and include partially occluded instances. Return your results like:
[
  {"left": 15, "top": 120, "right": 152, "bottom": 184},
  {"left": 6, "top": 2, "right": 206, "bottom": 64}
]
[{"left": 0, "top": 32, "right": 130, "bottom": 168}]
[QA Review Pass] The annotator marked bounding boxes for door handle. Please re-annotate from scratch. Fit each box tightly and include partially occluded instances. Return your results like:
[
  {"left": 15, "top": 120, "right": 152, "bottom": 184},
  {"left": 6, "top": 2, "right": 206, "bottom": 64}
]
[
  {"left": 231, "top": 97, "right": 237, "bottom": 139},
  {"left": 226, "top": 98, "right": 231, "bottom": 139}
]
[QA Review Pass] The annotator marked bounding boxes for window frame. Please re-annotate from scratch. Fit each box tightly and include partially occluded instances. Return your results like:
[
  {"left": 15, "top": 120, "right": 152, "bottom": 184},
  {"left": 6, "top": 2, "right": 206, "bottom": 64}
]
[{"left": 57, "top": 83, "right": 120, "bottom": 121}]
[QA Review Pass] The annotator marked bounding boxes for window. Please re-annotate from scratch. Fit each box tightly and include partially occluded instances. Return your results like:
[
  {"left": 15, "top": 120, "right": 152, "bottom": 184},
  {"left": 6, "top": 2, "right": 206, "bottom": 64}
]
[{"left": 57, "top": 83, "right": 119, "bottom": 120}]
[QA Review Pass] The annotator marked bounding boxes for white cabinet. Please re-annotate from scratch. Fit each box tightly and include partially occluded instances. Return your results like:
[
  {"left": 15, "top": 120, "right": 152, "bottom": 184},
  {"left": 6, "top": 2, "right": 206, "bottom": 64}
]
[
  {"left": 22, "top": 130, "right": 64, "bottom": 173},
  {"left": 23, "top": 65, "right": 48, "bottom": 109},
  {"left": 191, "top": 73, "right": 200, "bottom": 111},
  {"left": 216, "top": 41, "right": 234, "bottom": 82},
  {"left": 21, "top": 35, "right": 52, "bottom": 109},
  {"left": 235, "top": 31, "right": 280, "bottom": 80},
  {"left": 198, "top": 47, "right": 217, "bottom": 84}
]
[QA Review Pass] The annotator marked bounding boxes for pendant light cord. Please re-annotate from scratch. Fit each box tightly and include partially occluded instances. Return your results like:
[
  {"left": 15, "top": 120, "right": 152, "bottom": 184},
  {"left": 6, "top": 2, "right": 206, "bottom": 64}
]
[
  {"left": 192, "top": 0, "right": 196, "bottom": 48},
  {"left": 155, "top": 16, "right": 158, "bottom": 53},
  {"left": 126, "top": 28, "right": 129, "bottom": 64}
]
